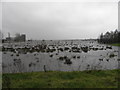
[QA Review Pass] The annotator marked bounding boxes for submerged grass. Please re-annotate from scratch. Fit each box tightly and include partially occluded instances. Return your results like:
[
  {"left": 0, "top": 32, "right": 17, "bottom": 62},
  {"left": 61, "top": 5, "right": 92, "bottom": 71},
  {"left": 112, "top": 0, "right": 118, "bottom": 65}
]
[{"left": 2, "top": 69, "right": 120, "bottom": 88}]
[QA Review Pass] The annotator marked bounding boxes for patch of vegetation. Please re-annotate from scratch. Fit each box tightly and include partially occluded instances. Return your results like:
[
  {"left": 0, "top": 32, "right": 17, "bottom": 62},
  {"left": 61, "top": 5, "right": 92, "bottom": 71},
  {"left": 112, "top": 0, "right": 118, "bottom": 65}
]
[
  {"left": 98, "top": 29, "right": 120, "bottom": 44},
  {"left": 2, "top": 69, "right": 119, "bottom": 88},
  {"left": 109, "top": 53, "right": 116, "bottom": 58},
  {"left": 0, "top": 47, "right": 2, "bottom": 51},
  {"left": 64, "top": 59, "right": 72, "bottom": 65},
  {"left": 0, "top": 73, "right": 2, "bottom": 89},
  {"left": 72, "top": 56, "right": 76, "bottom": 59},
  {"left": 77, "top": 56, "right": 80, "bottom": 59},
  {"left": 49, "top": 54, "right": 53, "bottom": 57},
  {"left": 81, "top": 46, "right": 89, "bottom": 53},
  {"left": 58, "top": 56, "right": 68, "bottom": 61},
  {"left": 111, "top": 43, "right": 120, "bottom": 47}
]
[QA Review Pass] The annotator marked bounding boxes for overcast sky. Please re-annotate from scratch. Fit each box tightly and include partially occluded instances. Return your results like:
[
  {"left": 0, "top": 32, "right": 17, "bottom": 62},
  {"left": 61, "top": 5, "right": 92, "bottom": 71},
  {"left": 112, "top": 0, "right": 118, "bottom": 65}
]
[{"left": 1, "top": 0, "right": 118, "bottom": 40}]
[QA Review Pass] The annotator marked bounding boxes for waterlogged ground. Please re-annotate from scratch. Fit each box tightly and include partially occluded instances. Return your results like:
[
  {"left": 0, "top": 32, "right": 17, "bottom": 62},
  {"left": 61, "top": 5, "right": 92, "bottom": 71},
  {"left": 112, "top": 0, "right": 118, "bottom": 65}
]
[{"left": 2, "top": 40, "right": 120, "bottom": 73}]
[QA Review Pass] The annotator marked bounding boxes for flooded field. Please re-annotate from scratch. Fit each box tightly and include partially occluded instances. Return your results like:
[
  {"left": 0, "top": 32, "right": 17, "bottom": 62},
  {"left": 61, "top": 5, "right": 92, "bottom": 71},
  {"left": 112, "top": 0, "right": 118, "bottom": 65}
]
[{"left": 2, "top": 40, "right": 120, "bottom": 73}]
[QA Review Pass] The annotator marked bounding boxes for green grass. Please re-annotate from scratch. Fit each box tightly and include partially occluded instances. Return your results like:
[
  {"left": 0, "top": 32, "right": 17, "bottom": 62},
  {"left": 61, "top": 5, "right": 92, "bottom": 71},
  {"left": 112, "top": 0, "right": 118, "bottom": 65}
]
[
  {"left": 111, "top": 43, "right": 120, "bottom": 47},
  {"left": 2, "top": 70, "right": 120, "bottom": 88},
  {"left": 0, "top": 73, "right": 2, "bottom": 89}
]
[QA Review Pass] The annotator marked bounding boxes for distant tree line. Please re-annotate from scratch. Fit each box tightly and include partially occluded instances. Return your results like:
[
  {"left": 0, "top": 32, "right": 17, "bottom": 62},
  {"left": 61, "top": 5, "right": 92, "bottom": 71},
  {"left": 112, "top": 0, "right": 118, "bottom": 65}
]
[{"left": 98, "top": 29, "right": 120, "bottom": 44}]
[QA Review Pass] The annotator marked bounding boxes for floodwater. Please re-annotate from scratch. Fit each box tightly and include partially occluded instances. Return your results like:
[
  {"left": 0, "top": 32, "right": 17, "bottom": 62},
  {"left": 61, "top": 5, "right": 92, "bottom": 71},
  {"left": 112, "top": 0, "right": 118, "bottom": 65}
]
[{"left": 2, "top": 40, "right": 120, "bottom": 73}]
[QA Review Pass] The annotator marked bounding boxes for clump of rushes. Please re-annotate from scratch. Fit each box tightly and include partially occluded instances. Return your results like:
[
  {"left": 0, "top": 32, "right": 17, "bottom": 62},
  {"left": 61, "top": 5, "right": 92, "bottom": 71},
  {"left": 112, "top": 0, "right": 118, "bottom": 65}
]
[
  {"left": 49, "top": 54, "right": 53, "bottom": 57},
  {"left": 64, "top": 58, "right": 72, "bottom": 65},
  {"left": 58, "top": 57, "right": 64, "bottom": 61},
  {"left": 29, "top": 63, "right": 32, "bottom": 67},
  {"left": 109, "top": 53, "right": 115, "bottom": 58},
  {"left": 16, "top": 54, "right": 19, "bottom": 56},
  {"left": 77, "top": 56, "right": 80, "bottom": 59},
  {"left": 58, "top": 56, "right": 68, "bottom": 61},
  {"left": 63, "top": 56, "right": 68, "bottom": 59},
  {"left": 117, "top": 59, "right": 120, "bottom": 61},
  {"left": 81, "top": 46, "right": 89, "bottom": 53},
  {"left": 11, "top": 54, "right": 13, "bottom": 56},
  {"left": 99, "top": 59, "right": 103, "bottom": 61},
  {"left": 3, "top": 52, "right": 6, "bottom": 54},
  {"left": 106, "top": 59, "right": 109, "bottom": 62},
  {"left": 36, "top": 60, "right": 39, "bottom": 62},
  {"left": 72, "top": 56, "right": 76, "bottom": 59}
]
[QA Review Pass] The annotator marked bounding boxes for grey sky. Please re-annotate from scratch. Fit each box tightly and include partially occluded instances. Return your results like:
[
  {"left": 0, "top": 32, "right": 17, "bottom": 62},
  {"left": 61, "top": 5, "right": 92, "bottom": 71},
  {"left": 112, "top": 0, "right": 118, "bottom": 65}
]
[
  {"left": 0, "top": 2, "right": 2, "bottom": 31},
  {"left": 2, "top": 1, "right": 118, "bottom": 40}
]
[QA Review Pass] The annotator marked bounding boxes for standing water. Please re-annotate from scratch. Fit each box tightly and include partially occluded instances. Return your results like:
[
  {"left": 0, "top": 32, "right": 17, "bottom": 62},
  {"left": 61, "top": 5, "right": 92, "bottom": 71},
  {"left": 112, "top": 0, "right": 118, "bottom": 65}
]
[{"left": 2, "top": 40, "right": 119, "bottom": 73}]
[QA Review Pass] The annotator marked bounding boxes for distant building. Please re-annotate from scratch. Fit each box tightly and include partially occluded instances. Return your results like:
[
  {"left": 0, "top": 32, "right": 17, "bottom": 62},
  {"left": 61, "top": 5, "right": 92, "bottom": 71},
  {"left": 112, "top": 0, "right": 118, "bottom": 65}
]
[
  {"left": 21, "top": 34, "right": 26, "bottom": 42},
  {"left": 0, "top": 31, "right": 2, "bottom": 43},
  {"left": 6, "top": 37, "right": 12, "bottom": 41},
  {"left": 14, "top": 34, "right": 26, "bottom": 42},
  {"left": 3, "top": 33, "right": 26, "bottom": 43},
  {"left": 4, "top": 33, "right": 14, "bottom": 42}
]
